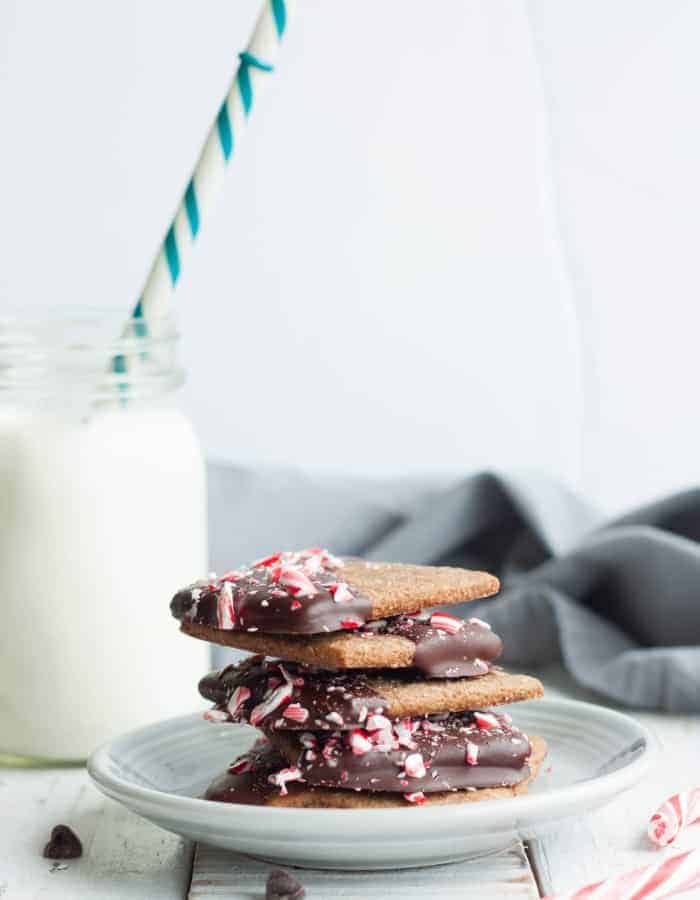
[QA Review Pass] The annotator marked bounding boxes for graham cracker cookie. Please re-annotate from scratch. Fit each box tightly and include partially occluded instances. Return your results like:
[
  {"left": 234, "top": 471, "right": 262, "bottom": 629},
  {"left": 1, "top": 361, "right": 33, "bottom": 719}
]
[
  {"left": 267, "top": 709, "right": 533, "bottom": 793},
  {"left": 204, "top": 736, "right": 547, "bottom": 808},
  {"left": 172, "top": 547, "right": 499, "bottom": 637},
  {"left": 181, "top": 609, "right": 504, "bottom": 674},
  {"left": 200, "top": 658, "right": 543, "bottom": 730}
]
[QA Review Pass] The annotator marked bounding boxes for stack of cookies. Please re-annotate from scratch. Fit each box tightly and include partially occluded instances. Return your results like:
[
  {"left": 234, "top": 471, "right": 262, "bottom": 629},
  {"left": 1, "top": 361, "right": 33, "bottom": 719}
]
[{"left": 170, "top": 548, "right": 546, "bottom": 808}]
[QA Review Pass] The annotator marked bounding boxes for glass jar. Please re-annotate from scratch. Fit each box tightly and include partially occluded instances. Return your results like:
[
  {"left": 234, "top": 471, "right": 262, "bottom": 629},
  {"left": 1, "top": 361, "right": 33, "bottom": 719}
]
[{"left": 0, "top": 311, "right": 208, "bottom": 763}]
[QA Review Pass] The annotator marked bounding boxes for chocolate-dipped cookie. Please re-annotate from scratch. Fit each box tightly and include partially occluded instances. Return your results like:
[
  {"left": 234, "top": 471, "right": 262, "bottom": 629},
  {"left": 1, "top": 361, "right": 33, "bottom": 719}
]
[
  {"left": 182, "top": 610, "right": 503, "bottom": 675},
  {"left": 200, "top": 657, "right": 543, "bottom": 730},
  {"left": 171, "top": 548, "right": 499, "bottom": 638},
  {"left": 204, "top": 736, "right": 547, "bottom": 808},
  {"left": 267, "top": 710, "right": 532, "bottom": 793}
]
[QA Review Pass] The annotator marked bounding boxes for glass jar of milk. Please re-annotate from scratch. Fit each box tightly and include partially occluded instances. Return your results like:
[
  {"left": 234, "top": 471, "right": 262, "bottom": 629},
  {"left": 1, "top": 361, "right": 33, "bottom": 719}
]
[{"left": 0, "top": 311, "right": 208, "bottom": 763}]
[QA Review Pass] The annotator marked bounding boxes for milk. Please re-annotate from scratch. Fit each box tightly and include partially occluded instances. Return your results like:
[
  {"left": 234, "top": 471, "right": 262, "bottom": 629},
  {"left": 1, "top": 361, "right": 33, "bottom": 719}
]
[{"left": 0, "top": 403, "right": 208, "bottom": 760}]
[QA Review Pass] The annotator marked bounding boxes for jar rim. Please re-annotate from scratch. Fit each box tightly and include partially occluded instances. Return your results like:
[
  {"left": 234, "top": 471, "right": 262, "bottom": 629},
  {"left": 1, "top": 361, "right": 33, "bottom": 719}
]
[{"left": 0, "top": 309, "right": 184, "bottom": 403}]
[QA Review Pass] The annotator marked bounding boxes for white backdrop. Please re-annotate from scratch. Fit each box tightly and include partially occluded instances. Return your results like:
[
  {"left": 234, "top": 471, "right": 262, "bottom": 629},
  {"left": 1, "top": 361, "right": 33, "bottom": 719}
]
[{"left": 1, "top": 0, "right": 697, "bottom": 514}]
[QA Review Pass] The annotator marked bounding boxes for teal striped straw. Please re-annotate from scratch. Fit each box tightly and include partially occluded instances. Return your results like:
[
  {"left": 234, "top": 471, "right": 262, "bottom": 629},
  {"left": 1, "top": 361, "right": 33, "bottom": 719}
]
[{"left": 113, "top": 0, "right": 289, "bottom": 377}]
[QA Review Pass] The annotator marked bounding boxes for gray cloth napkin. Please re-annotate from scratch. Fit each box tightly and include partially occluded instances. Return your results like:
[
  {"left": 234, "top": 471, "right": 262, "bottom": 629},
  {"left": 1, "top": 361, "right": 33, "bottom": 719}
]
[{"left": 207, "top": 463, "right": 700, "bottom": 712}]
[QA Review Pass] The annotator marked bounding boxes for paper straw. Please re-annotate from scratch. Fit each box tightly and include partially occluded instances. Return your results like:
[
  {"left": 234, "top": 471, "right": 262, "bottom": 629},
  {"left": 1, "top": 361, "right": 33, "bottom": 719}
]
[
  {"left": 545, "top": 849, "right": 700, "bottom": 900},
  {"left": 112, "top": 0, "right": 290, "bottom": 376}
]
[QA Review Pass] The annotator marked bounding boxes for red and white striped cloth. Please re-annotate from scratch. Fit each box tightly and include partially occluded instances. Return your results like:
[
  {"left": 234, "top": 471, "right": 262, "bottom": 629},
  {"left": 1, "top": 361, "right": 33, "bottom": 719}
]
[{"left": 545, "top": 849, "right": 700, "bottom": 900}]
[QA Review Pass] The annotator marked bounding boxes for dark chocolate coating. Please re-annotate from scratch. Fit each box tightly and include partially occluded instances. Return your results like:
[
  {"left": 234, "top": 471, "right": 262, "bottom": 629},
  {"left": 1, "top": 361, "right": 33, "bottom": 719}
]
[
  {"left": 285, "top": 711, "right": 531, "bottom": 793},
  {"left": 364, "top": 614, "right": 502, "bottom": 677},
  {"left": 205, "top": 743, "right": 296, "bottom": 806},
  {"left": 204, "top": 712, "right": 532, "bottom": 805},
  {"left": 200, "top": 658, "right": 387, "bottom": 730},
  {"left": 171, "top": 553, "right": 372, "bottom": 636}
]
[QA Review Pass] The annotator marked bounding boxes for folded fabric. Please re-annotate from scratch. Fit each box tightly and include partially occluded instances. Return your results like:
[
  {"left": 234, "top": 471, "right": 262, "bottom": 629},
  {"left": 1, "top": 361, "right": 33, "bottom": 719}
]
[{"left": 207, "top": 464, "right": 700, "bottom": 711}]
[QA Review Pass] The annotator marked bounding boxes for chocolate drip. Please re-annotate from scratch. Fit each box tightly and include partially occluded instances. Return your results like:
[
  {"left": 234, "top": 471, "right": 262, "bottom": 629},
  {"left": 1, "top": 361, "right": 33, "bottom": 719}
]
[
  {"left": 199, "top": 658, "right": 388, "bottom": 730},
  {"left": 205, "top": 742, "right": 286, "bottom": 806},
  {"left": 275, "top": 711, "right": 531, "bottom": 793},
  {"left": 362, "top": 614, "right": 502, "bottom": 677},
  {"left": 171, "top": 550, "right": 372, "bottom": 636}
]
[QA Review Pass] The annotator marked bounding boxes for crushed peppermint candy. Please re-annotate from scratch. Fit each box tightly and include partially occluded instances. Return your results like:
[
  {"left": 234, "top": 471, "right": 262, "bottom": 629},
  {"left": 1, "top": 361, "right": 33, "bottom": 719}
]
[
  {"left": 278, "top": 565, "right": 319, "bottom": 598},
  {"left": 173, "top": 548, "right": 367, "bottom": 634},
  {"left": 474, "top": 712, "right": 501, "bottom": 731},
  {"left": 268, "top": 766, "right": 304, "bottom": 796},
  {"left": 403, "top": 753, "right": 427, "bottom": 779},
  {"left": 366, "top": 713, "right": 392, "bottom": 731},
  {"left": 228, "top": 756, "right": 254, "bottom": 774},
  {"left": 429, "top": 612, "right": 464, "bottom": 634},
  {"left": 252, "top": 553, "right": 282, "bottom": 569},
  {"left": 227, "top": 685, "right": 252, "bottom": 717},
  {"left": 325, "top": 711, "right": 345, "bottom": 727},
  {"left": 404, "top": 791, "right": 426, "bottom": 805},
  {"left": 395, "top": 719, "right": 418, "bottom": 750},
  {"left": 465, "top": 741, "right": 479, "bottom": 766},
  {"left": 328, "top": 582, "right": 355, "bottom": 603},
  {"left": 250, "top": 683, "right": 294, "bottom": 726},
  {"left": 348, "top": 729, "right": 373, "bottom": 756},
  {"left": 283, "top": 703, "right": 310, "bottom": 724},
  {"left": 203, "top": 709, "right": 229, "bottom": 723},
  {"left": 217, "top": 582, "right": 236, "bottom": 629}
]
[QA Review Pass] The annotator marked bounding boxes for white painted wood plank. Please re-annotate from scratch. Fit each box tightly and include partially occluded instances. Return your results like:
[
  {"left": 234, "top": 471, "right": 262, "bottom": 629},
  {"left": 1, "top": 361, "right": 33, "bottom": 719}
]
[
  {"left": 188, "top": 841, "right": 539, "bottom": 899},
  {"left": 0, "top": 768, "right": 192, "bottom": 899},
  {"left": 528, "top": 665, "right": 700, "bottom": 898}
]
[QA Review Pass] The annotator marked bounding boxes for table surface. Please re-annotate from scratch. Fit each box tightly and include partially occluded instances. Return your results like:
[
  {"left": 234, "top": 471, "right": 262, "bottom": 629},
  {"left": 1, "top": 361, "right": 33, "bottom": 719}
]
[{"left": 3, "top": 665, "right": 700, "bottom": 900}]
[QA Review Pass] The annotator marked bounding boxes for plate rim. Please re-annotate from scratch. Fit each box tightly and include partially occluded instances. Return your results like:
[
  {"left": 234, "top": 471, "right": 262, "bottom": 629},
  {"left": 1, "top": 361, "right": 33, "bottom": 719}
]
[{"left": 87, "top": 696, "right": 657, "bottom": 826}]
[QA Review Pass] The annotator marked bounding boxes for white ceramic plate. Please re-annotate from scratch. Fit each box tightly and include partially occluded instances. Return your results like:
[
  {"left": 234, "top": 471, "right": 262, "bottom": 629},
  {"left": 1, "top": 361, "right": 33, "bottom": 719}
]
[{"left": 88, "top": 698, "right": 655, "bottom": 870}]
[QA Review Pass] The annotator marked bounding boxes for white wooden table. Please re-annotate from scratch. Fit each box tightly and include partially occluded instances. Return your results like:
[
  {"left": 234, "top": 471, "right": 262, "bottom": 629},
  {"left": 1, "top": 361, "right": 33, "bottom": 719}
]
[{"left": 3, "top": 666, "right": 700, "bottom": 899}]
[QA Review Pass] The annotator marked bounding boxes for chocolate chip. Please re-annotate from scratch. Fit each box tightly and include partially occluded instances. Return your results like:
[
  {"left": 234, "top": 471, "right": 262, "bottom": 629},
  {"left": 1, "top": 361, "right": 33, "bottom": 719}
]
[
  {"left": 43, "top": 824, "right": 83, "bottom": 860},
  {"left": 266, "top": 867, "right": 306, "bottom": 900}
]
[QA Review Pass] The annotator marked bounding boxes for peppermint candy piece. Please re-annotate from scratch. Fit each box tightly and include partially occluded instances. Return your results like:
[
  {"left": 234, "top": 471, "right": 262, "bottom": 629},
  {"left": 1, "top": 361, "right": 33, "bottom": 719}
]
[
  {"left": 429, "top": 612, "right": 464, "bottom": 634},
  {"left": 365, "top": 714, "right": 392, "bottom": 732},
  {"left": 395, "top": 719, "right": 418, "bottom": 750},
  {"left": 545, "top": 849, "right": 700, "bottom": 900},
  {"left": 340, "top": 618, "right": 363, "bottom": 630},
  {"left": 404, "top": 791, "right": 426, "bottom": 805},
  {"left": 227, "top": 685, "right": 252, "bottom": 717},
  {"left": 649, "top": 788, "right": 700, "bottom": 847},
  {"left": 371, "top": 726, "right": 399, "bottom": 752},
  {"left": 474, "top": 712, "right": 501, "bottom": 731},
  {"left": 252, "top": 552, "right": 282, "bottom": 568},
  {"left": 465, "top": 741, "right": 479, "bottom": 766},
  {"left": 216, "top": 582, "right": 236, "bottom": 629},
  {"left": 228, "top": 756, "right": 254, "bottom": 774},
  {"left": 249, "top": 682, "right": 294, "bottom": 726},
  {"left": 301, "top": 547, "right": 343, "bottom": 569},
  {"left": 325, "top": 711, "right": 345, "bottom": 727},
  {"left": 221, "top": 570, "right": 245, "bottom": 582},
  {"left": 403, "top": 753, "right": 427, "bottom": 779},
  {"left": 267, "top": 766, "right": 304, "bottom": 797},
  {"left": 203, "top": 709, "right": 229, "bottom": 723},
  {"left": 283, "top": 703, "right": 309, "bottom": 724},
  {"left": 348, "top": 729, "right": 373, "bottom": 756},
  {"left": 278, "top": 565, "right": 319, "bottom": 598},
  {"left": 328, "top": 582, "right": 354, "bottom": 604}
]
